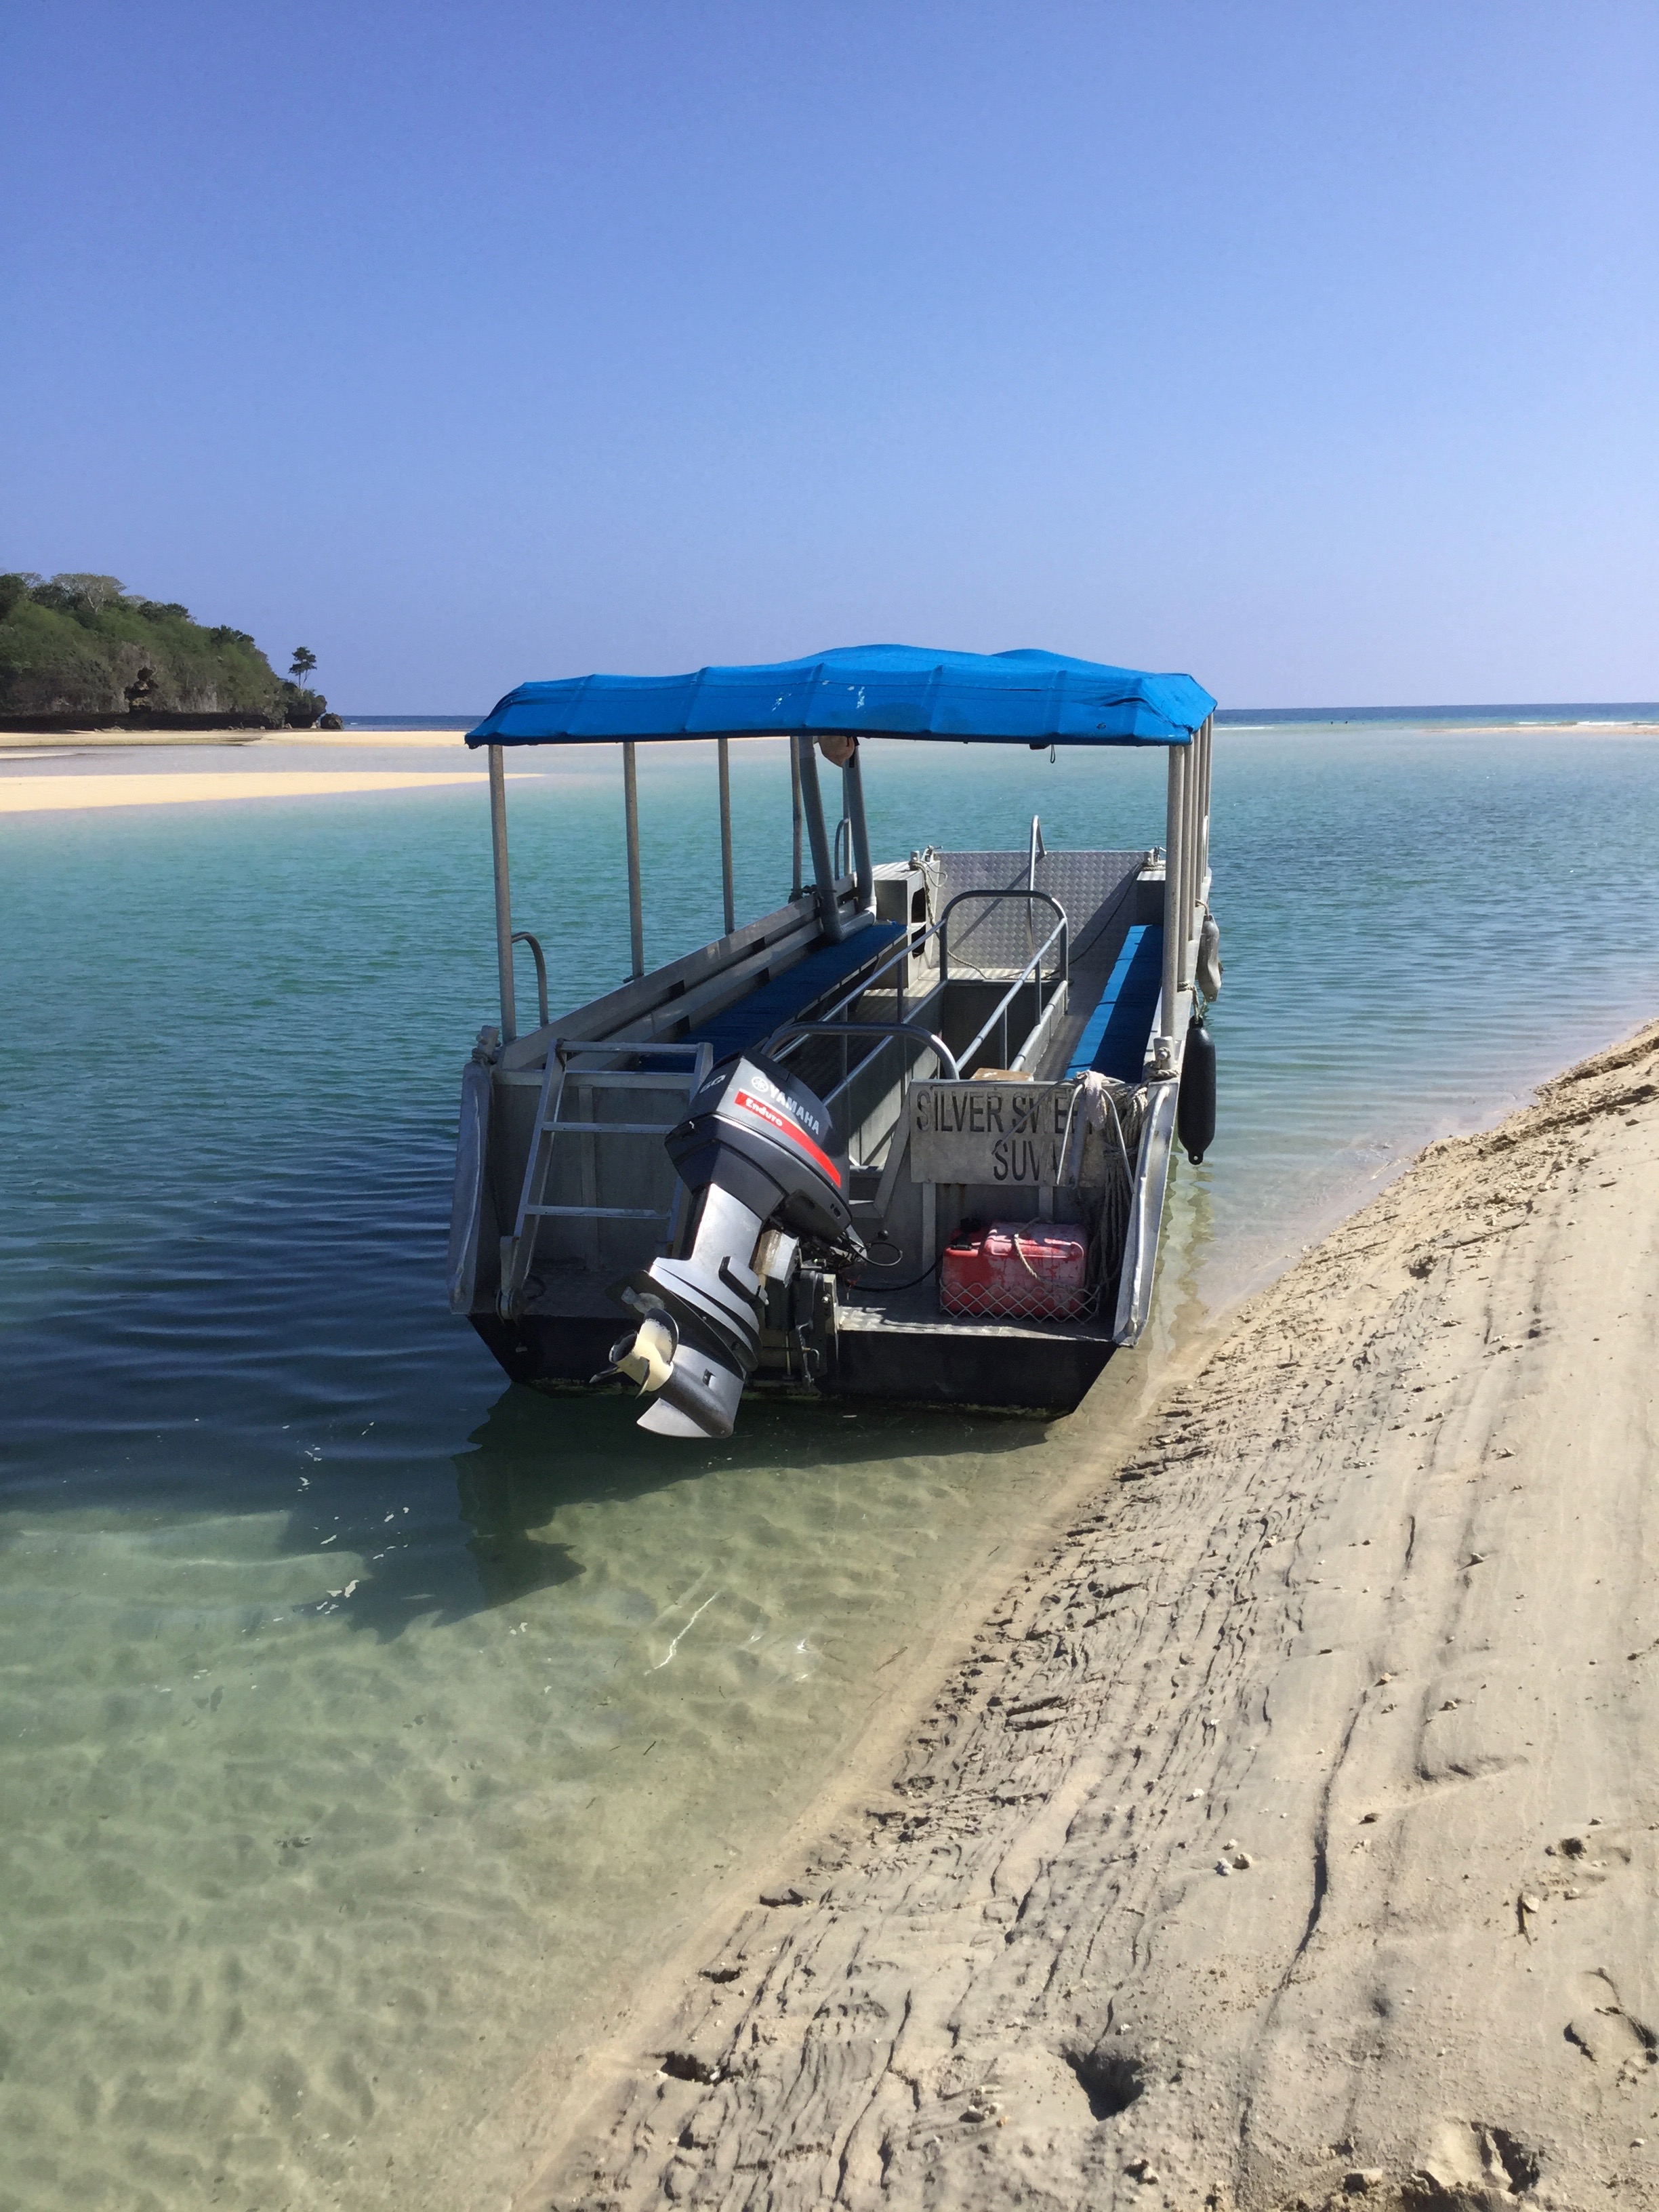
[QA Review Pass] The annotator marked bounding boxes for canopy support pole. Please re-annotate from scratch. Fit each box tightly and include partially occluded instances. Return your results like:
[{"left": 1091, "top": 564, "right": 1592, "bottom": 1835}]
[
  {"left": 1156, "top": 744, "right": 1185, "bottom": 1075},
  {"left": 623, "top": 739, "right": 644, "bottom": 979},
  {"left": 717, "top": 736, "right": 736, "bottom": 936},
  {"left": 842, "top": 741, "right": 874, "bottom": 913},
  {"left": 790, "top": 738, "right": 804, "bottom": 899},
  {"left": 489, "top": 744, "right": 517, "bottom": 1045},
  {"left": 795, "top": 737, "right": 846, "bottom": 943}
]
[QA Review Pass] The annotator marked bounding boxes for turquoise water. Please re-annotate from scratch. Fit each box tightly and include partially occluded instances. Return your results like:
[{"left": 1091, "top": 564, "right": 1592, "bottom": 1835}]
[{"left": 5, "top": 720, "right": 1659, "bottom": 2211}]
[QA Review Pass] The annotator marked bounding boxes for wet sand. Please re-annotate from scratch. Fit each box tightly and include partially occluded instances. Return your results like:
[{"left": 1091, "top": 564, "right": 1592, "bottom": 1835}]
[{"left": 527, "top": 1021, "right": 1659, "bottom": 2212}]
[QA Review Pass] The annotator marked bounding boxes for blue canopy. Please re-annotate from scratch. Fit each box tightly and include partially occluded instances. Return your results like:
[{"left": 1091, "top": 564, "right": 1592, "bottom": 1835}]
[{"left": 466, "top": 644, "right": 1214, "bottom": 749}]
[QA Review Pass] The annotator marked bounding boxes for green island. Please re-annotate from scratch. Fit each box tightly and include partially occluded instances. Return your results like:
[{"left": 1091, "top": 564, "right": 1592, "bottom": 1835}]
[{"left": 0, "top": 571, "right": 332, "bottom": 728}]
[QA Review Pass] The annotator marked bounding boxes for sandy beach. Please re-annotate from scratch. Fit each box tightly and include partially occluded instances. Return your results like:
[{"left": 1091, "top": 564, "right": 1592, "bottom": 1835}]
[
  {"left": 0, "top": 726, "right": 762, "bottom": 808},
  {"left": 0, "top": 768, "right": 488, "bottom": 811},
  {"left": 521, "top": 1021, "right": 1659, "bottom": 2212},
  {"left": 0, "top": 728, "right": 488, "bottom": 810},
  {"left": 0, "top": 726, "right": 472, "bottom": 751}
]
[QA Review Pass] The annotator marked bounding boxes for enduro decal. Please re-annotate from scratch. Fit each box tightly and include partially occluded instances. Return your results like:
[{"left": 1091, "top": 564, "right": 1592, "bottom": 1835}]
[{"left": 731, "top": 1090, "right": 842, "bottom": 1187}]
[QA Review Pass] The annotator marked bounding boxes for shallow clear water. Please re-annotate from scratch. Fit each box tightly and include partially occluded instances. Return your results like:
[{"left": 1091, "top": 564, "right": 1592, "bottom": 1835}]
[{"left": 4, "top": 722, "right": 1659, "bottom": 2209}]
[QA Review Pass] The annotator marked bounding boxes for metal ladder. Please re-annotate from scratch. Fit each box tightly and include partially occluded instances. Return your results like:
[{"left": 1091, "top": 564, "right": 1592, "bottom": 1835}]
[{"left": 498, "top": 1038, "right": 712, "bottom": 1319}]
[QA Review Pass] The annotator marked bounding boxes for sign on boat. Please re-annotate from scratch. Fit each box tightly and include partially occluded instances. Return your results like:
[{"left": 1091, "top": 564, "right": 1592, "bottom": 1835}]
[{"left": 446, "top": 644, "right": 1221, "bottom": 1437}]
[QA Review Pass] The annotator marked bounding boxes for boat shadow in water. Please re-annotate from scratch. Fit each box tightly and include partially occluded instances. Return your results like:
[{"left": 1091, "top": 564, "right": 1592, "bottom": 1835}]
[{"left": 333, "top": 1380, "right": 1049, "bottom": 1642}]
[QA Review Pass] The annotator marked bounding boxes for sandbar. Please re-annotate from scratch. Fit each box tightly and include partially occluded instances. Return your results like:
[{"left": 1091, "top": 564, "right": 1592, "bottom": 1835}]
[
  {"left": 529, "top": 1021, "right": 1659, "bottom": 2212},
  {"left": 1425, "top": 721, "right": 1659, "bottom": 739},
  {"left": 0, "top": 725, "right": 473, "bottom": 752},
  {"left": 0, "top": 769, "right": 484, "bottom": 813}
]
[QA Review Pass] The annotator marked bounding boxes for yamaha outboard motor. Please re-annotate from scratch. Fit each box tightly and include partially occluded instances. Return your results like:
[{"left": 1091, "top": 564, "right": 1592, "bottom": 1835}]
[{"left": 600, "top": 1051, "right": 863, "bottom": 1438}]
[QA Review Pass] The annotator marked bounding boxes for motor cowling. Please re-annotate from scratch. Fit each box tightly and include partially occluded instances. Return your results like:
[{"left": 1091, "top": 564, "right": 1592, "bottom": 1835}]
[{"left": 602, "top": 1052, "right": 863, "bottom": 1439}]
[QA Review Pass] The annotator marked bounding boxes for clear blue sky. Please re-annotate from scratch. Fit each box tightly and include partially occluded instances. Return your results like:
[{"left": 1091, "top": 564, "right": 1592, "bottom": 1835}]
[{"left": 3, "top": 2, "right": 1654, "bottom": 711}]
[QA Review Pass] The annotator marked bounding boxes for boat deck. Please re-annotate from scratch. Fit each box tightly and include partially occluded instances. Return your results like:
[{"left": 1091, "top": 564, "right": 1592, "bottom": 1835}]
[
  {"left": 506, "top": 887, "right": 1152, "bottom": 1411},
  {"left": 467, "top": 846, "right": 1181, "bottom": 1415}
]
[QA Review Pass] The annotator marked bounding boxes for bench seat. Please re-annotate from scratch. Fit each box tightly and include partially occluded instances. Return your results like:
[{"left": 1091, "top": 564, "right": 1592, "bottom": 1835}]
[
  {"left": 1064, "top": 922, "right": 1163, "bottom": 1082},
  {"left": 668, "top": 920, "right": 905, "bottom": 1068}
]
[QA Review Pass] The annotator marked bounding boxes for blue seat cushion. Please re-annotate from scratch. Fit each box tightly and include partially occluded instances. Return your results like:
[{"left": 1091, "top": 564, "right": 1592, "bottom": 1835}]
[
  {"left": 680, "top": 920, "right": 905, "bottom": 1067},
  {"left": 1065, "top": 923, "right": 1164, "bottom": 1082}
]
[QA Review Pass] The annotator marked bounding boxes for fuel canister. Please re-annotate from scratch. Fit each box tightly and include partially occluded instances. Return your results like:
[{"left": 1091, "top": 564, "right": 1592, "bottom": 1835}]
[{"left": 939, "top": 1221, "right": 1090, "bottom": 1320}]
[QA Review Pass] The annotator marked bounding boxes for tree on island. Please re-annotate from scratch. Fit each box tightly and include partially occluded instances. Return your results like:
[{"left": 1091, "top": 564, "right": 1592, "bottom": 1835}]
[
  {"left": 281, "top": 644, "right": 327, "bottom": 728},
  {"left": 0, "top": 572, "right": 305, "bottom": 722}
]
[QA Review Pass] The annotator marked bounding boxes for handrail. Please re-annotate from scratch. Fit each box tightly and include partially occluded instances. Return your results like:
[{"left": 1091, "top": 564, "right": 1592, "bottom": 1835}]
[
  {"left": 764, "top": 890, "right": 1065, "bottom": 1166},
  {"left": 511, "top": 931, "right": 549, "bottom": 1029},
  {"left": 785, "top": 881, "right": 1068, "bottom": 1045},
  {"left": 764, "top": 1019, "right": 961, "bottom": 1082},
  {"left": 773, "top": 889, "right": 1063, "bottom": 1094},
  {"left": 762, "top": 886, "right": 1067, "bottom": 1109},
  {"left": 937, "top": 888, "right": 1069, "bottom": 988},
  {"left": 951, "top": 907, "right": 1068, "bottom": 1075}
]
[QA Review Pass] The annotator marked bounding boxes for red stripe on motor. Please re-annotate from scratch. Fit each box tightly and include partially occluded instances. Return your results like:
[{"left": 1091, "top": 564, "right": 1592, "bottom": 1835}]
[{"left": 731, "top": 1090, "right": 842, "bottom": 1188}]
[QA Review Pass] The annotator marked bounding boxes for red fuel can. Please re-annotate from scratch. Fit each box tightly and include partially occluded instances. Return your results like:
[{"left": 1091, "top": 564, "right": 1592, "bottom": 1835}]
[{"left": 939, "top": 1221, "right": 1090, "bottom": 1321}]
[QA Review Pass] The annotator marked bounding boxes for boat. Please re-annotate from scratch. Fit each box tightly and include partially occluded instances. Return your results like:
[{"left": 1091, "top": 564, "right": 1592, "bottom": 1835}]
[{"left": 446, "top": 644, "right": 1218, "bottom": 1437}]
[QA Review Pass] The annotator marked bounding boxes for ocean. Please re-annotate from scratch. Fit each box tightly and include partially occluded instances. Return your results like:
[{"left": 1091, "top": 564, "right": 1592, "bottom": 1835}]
[{"left": 4, "top": 709, "right": 1658, "bottom": 2210}]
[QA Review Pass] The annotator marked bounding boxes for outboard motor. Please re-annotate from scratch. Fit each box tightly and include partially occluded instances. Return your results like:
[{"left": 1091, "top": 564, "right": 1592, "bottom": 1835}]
[{"left": 600, "top": 1051, "right": 864, "bottom": 1438}]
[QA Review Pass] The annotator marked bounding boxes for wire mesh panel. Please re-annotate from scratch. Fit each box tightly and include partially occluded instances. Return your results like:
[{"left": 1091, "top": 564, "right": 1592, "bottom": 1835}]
[{"left": 939, "top": 1222, "right": 1099, "bottom": 1321}]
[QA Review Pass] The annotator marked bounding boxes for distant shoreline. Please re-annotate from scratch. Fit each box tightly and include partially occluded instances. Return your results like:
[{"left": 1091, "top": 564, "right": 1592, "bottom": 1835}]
[
  {"left": 16, "top": 701, "right": 1656, "bottom": 739},
  {"left": 1214, "top": 699, "right": 1659, "bottom": 724},
  {"left": 3, "top": 715, "right": 1656, "bottom": 810},
  {"left": 356, "top": 705, "right": 1659, "bottom": 741},
  {"left": 338, "top": 704, "right": 1659, "bottom": 733},
  {"left": 1221, "top": 716, "right": 1659, "bottom": 737}
]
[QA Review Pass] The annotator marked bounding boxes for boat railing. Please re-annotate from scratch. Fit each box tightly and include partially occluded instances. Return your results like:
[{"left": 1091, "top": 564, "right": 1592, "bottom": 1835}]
[
  {"left": 763, "top": 1019, "right": 958, "bottom": 1170},
  {"left": 511, "top": 931, "right": 550, "bottom": 1031},
  {"left": 937, "top": 888, "right": 1067, "bottom": 988},
  {"left": 1025, "top": 815, "right": 1046, "bottom": 959},
  {"left": 783, "top": 880, "right": 1067, "bottom": 1043},
  {"left": 761, "top": 887, "right": 1067, "bottom": 1160},
  {"left": 939, "top": 892, "right": 1068, "bottom": 1074},
  {"left": 765, "top": 1018, "right": 960, "bottom": 1084}
]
